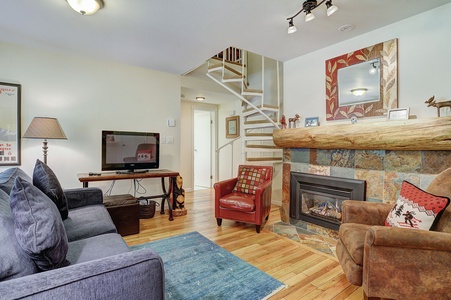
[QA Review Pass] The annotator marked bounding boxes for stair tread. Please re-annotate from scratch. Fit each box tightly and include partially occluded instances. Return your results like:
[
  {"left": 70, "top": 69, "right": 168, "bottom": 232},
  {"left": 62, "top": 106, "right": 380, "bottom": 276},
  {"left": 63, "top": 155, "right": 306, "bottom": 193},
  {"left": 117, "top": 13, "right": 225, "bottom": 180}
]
[
  {"left": 246, "top": 145, "right": 280, "bottom": 149},
  {"left": 243, "top": 104, "right": 279, "bottom": 112},
  {"left": 245, "top": 132, "right": 273, "bottom": 136},
  {"left": 243, "top": 89, "right": 263, "bottom": 94},
  {"left": 246, "top": 157, "right": 283, "bottom": 162},
  {"left": 244, "top": 119, "right": 276, "bottom": 125}
]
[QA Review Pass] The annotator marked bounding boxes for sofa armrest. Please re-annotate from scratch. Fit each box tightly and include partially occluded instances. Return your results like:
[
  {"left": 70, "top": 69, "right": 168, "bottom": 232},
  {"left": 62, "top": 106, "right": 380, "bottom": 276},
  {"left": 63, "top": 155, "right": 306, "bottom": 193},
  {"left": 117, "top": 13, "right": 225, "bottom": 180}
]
[
  {"left": 342, "top": 200, "right": 392, "bottom": 225},
  {"left": 0, "top": 248, "right": 165, "bottom": 300},
  {"left": 214, "top": 178, "right": 238, "bottom": 198},
  {"left": 64, "top": 187, "right": 103, "bottom": 209},
  {"left": 363, "top": 226, "right": 451, "bottom": 298}
]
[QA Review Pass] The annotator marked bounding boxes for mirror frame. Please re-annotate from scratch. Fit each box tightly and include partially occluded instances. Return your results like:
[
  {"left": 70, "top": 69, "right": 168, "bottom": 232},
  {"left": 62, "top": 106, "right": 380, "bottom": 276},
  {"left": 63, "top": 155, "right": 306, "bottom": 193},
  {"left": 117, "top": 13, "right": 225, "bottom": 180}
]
[{"left": 325, "top": 38, "right": 398, "bottom": 121}]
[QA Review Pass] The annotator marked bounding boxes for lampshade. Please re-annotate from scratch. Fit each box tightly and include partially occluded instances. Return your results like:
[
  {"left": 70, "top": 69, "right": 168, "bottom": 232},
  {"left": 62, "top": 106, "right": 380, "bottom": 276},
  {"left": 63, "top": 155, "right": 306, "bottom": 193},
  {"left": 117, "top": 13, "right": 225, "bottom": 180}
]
[
  {"left": 305, "top": 12, "right": 315, "bottom": 22},
  {"left": 23, "top": 117, "right": 67, "bottom": 140},
  {"left": 326, "top": 2, "right": 338, "bottom": 16},
  {"left": 288, "top": 19, "right": 297, "bottom": 34},
  {"left": 67, "top": 0, "right": 104, "bottom": 15}
]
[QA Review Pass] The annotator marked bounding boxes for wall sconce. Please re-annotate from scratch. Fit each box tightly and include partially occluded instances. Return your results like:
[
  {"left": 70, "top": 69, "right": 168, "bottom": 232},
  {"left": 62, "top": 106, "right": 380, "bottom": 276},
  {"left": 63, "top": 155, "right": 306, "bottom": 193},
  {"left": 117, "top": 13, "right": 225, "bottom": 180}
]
[
  {"left": 351, "top": 88, "right": 368, "bottom": 97},
  {"left": 23, "top": 117, "right": 67, "bottom": 164},
  {"left": 67, "top": 0, "right": 104, "bottom": 15},
  {"left": 369, "top": 63, "right": 378, "bottom": 75}
]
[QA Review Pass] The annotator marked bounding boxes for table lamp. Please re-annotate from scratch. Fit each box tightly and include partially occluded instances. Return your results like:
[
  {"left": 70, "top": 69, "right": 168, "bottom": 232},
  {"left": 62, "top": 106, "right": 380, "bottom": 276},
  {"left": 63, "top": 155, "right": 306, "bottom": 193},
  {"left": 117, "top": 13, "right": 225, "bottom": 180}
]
[{"left": 23, "top": 117, "right": 67, "bottom": 164}]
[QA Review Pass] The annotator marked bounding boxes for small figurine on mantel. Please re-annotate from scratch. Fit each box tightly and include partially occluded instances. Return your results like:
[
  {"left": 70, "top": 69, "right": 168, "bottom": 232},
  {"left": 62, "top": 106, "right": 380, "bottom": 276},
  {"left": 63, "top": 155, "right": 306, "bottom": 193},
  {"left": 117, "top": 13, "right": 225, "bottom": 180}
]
[
  {"left": 425, "top": 95, "right": 451, "bottom": 117},
  {"left": 170, "top": 175, "right": 187, "bottom": 217},
  {"left": 288, "top": 114, "right": 300, "bottom": 128},
  {"left": 280, "top": 115, "right": 287, "bottom": 129}
]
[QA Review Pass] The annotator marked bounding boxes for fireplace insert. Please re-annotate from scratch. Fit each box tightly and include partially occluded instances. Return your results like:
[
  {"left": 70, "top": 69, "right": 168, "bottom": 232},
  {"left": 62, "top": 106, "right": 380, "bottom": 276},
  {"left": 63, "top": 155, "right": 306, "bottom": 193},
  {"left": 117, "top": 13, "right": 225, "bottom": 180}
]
[{"left": 290, "top": 172, "right": 366, "bottom": 230}]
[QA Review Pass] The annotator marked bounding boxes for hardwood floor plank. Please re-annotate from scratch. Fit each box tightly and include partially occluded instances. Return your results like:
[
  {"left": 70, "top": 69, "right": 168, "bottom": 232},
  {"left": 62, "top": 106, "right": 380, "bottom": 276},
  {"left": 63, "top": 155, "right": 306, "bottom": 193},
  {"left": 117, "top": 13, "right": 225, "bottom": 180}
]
[{"left": 122, "top": 189, "right": 362, "bottom": 300}]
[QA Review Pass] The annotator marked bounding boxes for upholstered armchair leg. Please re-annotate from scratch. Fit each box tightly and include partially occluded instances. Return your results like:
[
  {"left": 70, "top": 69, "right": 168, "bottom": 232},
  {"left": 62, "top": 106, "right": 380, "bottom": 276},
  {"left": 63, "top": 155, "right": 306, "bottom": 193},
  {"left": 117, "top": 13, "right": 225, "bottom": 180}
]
[
  {"left": 216, "top": 218, "right": 222, "bottom": 226},
  {"left": 256, "top": 225, "right": 261, "bottom": 233}
]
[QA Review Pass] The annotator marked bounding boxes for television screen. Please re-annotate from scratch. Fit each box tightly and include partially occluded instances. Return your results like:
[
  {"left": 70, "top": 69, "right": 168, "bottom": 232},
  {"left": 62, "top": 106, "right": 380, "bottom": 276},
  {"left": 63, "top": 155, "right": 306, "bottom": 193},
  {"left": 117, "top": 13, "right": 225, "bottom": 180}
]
[{"left": 101, "top": 130, "right": 160, "bottom": 172}]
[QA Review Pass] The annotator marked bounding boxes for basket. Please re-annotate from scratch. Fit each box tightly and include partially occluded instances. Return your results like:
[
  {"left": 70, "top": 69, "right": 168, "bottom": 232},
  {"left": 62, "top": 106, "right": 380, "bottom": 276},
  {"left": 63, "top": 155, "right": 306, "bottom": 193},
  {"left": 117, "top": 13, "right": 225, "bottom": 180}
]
[{"left": 139, "top": 200, "right": 158, "bottom": 219}]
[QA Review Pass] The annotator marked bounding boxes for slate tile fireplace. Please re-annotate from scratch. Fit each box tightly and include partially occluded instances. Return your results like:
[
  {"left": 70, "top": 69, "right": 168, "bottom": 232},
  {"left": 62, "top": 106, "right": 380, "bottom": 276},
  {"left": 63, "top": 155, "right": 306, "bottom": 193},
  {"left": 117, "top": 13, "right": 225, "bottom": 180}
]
[{"left": 290, "top": 172, "right": 366, "bottom": 230}]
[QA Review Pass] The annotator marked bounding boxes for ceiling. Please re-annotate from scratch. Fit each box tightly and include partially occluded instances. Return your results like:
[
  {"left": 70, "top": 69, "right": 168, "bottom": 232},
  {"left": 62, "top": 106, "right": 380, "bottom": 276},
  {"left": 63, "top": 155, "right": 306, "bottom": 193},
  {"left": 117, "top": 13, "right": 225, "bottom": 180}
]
[{"left": 1, "top": 0, "right": 450, "bottom": 76}]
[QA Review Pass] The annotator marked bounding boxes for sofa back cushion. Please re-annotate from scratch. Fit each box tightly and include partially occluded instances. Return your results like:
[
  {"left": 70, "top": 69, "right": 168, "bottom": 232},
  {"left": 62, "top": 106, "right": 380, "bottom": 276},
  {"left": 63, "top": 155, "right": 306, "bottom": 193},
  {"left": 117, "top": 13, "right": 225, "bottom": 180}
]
[
  {"left": 33, "top": 159, "right": 69, "bottom": 220},
  {"left": 10, "top": 177, "right": 70, "bottom": 271},
  {"left": 427, "top": 167, "right": 451, "bottom": 233},
  {"left": 0, "top": 167, "right": 31, "bottom": 194},
  {"left": 0, "top": 188, "right": 38, "bottom": 281}
]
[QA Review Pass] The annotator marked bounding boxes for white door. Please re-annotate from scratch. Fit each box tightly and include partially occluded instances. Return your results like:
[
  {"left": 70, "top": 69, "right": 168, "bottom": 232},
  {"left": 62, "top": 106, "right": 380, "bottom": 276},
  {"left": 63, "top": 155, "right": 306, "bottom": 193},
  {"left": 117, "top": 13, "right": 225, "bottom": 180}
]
[{"left": 194, "top": 110, "right": 212, "bottom": 189}]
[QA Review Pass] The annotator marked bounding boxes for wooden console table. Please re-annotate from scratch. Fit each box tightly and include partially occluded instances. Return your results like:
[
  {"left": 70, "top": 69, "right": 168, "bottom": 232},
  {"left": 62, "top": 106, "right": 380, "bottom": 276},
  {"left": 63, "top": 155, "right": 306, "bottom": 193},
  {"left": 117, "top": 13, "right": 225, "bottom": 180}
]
[{"left": 77, "top": 169, "right": 179, "bottom": 221}]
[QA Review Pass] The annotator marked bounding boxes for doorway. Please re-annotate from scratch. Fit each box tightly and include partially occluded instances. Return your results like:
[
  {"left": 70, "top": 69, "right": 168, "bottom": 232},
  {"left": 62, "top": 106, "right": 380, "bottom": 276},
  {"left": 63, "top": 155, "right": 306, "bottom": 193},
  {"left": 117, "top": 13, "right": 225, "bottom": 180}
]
[{"left": 193, "top": 108, "right": 216, "bottom": 190}]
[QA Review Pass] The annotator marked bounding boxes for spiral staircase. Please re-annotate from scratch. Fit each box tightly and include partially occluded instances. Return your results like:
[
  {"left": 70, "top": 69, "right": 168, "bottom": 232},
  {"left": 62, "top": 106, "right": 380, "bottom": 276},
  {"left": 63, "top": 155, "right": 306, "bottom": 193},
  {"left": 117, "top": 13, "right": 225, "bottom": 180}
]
[{"left": 206, "top": 47, "right": 283, "bottom": 164}]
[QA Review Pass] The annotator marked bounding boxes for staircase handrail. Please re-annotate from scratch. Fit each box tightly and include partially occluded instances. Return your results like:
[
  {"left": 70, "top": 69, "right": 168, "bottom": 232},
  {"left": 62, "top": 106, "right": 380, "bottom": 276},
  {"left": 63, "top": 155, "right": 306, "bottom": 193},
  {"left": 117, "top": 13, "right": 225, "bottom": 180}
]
[{"left": 216, "top": 136, "right": 241, "bottom": 152}]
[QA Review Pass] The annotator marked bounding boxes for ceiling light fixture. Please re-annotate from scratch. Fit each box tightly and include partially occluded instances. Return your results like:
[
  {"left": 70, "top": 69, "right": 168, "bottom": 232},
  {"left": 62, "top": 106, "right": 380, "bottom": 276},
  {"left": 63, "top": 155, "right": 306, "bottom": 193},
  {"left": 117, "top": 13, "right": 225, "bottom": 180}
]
[
  {"left": 196, "top": 97, "right": 205, "bottom": 101},
  {"left": 67, "top": 0, "right": 104, "bottom": 16},
  {"left": 288, "top": 19, "right": 297, "bottom": 34},
  {"left": 351, "top": 88, "right": 368, "bottom": 97},
  {"left": 287, "top": 0, "right": 338, "bottom": 34}
]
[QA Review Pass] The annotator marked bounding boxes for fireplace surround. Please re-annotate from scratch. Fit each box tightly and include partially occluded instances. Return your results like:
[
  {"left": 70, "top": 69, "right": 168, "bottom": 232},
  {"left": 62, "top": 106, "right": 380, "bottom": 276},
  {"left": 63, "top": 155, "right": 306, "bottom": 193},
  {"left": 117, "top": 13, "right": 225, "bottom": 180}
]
[{"left": 290, "top": 172, "right": 366, "bottom": 230}]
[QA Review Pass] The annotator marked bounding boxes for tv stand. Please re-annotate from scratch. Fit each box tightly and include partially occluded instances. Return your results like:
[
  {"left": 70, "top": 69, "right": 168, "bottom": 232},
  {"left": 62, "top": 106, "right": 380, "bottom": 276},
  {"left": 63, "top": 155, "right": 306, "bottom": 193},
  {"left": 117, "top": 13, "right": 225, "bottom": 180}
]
[{"left": 77, "top": 169, "right": 179, "bottom": 221}]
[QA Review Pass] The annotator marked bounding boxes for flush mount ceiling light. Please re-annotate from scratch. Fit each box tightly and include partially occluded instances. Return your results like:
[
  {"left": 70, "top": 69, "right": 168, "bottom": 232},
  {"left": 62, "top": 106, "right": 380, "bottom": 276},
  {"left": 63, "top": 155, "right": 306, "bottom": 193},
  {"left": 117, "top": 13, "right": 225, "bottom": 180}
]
[
  {"left": 351, "top": 88, "right": 368, "bottom": 96},
  {"left": 287, "top": 0, "right": 338, "bottom": 34},
  {"left": 196, "top": 97, "right": 205, "bottom": 101},
  {"left": 67, "top": 0, "right": 104, "bottom": 15}
]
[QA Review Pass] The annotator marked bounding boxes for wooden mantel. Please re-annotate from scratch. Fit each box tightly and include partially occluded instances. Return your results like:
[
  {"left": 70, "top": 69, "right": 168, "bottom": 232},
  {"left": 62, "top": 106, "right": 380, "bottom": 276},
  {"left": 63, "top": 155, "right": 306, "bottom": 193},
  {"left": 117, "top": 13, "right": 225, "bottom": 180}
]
[{"left": 273, "top": 116, "right": 451, "bottom": 151}]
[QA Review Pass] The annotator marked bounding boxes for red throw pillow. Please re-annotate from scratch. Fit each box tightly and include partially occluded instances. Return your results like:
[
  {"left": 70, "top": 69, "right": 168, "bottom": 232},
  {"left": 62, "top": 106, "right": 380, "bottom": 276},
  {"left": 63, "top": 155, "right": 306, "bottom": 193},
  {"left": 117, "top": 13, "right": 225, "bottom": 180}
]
[
  {"left": 233, "top": 166, "right": 267, "bottom": 195},
  {"left": 385, "top": 181, "right": 450, "bottom": 230}
]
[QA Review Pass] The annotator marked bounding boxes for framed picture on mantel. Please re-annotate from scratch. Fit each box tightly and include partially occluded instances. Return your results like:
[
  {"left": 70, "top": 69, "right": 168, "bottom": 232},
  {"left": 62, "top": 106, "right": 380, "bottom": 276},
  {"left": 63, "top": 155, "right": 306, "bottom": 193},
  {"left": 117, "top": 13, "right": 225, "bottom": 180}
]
[{"left": 226, "top": 116, "right": 240, "bottom": 138}]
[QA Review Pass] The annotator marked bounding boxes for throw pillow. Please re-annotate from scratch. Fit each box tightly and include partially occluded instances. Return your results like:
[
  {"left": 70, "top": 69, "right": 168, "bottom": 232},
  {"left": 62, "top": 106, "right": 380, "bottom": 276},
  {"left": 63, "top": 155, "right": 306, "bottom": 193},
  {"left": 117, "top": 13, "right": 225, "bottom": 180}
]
[
  {"left": 10, "top": 177, "right": 70, "bottom": 271},
  {"left": 0, "top": 167, "right": 31, "bottom": 194},
  {"left": 33, "top": 159, "right": 69, "bottom": 220},
  {"left": 233, "top": 166, "right": 267, "bottom": 195},
  {"left": 385, "top": 181, "right": 450, "bottom": 230}
]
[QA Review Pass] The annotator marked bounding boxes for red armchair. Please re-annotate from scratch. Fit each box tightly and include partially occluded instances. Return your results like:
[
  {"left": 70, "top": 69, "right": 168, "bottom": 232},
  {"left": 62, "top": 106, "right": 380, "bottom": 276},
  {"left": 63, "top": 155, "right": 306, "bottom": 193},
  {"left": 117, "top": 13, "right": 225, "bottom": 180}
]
[{"left": 214, "top": 165, "right": 273, "bottom": 233}]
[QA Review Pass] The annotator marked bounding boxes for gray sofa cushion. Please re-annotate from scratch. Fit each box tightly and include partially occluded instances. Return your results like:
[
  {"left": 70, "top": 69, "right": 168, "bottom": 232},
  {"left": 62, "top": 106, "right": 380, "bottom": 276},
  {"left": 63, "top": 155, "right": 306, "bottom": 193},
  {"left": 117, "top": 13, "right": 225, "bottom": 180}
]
[
  {"left": 10, "top": 177, "right": 70, "bottom": 271},
  {"left": 33, "top": 159, "right": 69, "bottom": 220},
  {"left": 67, "top": 233, "right": 130, "bottom": 264},
  {"left": 0, "top": 167, "right": 31, "bottom": 194},
  {"left": 0, "top": 188, "right": 38, "bottom": 280},
  {"left": 64, "top": 205, "right": 117, "bottom": 242}
]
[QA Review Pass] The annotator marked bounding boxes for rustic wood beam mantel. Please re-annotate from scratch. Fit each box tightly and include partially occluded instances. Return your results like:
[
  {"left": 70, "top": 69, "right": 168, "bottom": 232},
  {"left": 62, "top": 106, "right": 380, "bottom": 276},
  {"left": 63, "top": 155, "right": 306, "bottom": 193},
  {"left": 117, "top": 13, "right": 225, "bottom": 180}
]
[{"left": 273, "top": 116, "right": 451, "bottom": 151}]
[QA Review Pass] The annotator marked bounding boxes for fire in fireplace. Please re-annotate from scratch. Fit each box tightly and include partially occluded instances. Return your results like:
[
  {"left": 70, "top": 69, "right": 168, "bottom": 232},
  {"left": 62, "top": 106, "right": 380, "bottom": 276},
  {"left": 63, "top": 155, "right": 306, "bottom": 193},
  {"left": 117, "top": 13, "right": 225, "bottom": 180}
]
[{"left": 290, "top": 172, "right": 366, "bottom": 230}]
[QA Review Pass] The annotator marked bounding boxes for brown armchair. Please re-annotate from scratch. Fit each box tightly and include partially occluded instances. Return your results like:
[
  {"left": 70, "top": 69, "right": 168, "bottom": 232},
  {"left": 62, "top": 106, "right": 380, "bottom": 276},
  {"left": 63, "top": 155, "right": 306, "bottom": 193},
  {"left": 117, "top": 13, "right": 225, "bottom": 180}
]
[
  {"left": 214, "top": 165, "right": 273, "bottom": 233},
  {"left": 337, "top": 168, "right": 451, "bottom": 299}
]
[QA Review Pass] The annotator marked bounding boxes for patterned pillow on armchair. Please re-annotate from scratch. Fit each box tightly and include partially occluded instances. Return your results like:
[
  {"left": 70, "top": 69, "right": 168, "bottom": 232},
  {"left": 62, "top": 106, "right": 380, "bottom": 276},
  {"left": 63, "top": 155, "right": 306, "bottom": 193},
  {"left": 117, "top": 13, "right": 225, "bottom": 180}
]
[{"left": 232, "top": 166, "right": 267, "bottom": 195}]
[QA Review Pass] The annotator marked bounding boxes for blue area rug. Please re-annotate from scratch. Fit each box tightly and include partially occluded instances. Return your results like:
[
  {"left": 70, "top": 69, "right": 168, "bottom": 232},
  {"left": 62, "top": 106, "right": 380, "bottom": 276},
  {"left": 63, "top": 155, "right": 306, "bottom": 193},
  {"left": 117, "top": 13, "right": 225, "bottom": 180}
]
[{"left": 131, "top": 231, "right": 286, "bottom": 300}]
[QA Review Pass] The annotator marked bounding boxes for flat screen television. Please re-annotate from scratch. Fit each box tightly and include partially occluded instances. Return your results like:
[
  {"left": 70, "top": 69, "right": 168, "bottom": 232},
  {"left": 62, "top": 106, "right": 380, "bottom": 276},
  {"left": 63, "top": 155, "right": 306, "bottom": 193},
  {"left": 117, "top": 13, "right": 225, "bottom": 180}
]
[{"left": 101, "top": 130, "right": 160, "bottom": 173}]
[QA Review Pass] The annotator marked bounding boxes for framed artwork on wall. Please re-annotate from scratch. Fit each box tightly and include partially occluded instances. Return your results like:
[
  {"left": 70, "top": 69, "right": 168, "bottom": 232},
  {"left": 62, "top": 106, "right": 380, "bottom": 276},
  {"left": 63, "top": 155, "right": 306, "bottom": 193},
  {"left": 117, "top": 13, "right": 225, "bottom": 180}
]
[
  {"left": 0, "top": 82, "right": 21, "bottom": 166},
  {"left": 226, "top": 116, "right": 240, "bottom": 138}
]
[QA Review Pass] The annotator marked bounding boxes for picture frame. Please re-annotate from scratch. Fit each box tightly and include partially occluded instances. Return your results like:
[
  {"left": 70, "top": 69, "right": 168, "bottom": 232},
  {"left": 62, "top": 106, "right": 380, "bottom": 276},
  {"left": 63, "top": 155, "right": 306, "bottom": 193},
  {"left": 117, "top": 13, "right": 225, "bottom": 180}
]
[
  {"left": 0, "top": 82, "right": 21, "bottom": 166},
  {"left": 387, "top": 107, "right": 410, "bottom": 120},
  {"left": 226, "top": 116, "right": 240, "bottom": 138},
  {"left": 305, "top": 117, "right": 319, "bottom": 127}
]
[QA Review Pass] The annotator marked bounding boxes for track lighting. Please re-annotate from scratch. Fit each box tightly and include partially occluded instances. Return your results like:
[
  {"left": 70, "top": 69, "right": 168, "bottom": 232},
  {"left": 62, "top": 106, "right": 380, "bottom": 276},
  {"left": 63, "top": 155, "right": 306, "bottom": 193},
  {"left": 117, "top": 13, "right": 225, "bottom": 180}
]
[
  {"left": 287, "top": 0, "right": 338, "bottom": 34},
  {"left": 288, "top": 19, "right": 297, "bottom": 34}
]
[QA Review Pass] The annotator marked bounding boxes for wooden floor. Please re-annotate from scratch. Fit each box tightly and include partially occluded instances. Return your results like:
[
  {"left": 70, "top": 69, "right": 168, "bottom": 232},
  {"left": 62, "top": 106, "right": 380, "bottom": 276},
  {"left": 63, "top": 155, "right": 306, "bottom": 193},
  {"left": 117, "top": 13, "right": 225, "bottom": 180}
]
[{"left": 124, "top": 189, "right": 363, "bottom": 300}]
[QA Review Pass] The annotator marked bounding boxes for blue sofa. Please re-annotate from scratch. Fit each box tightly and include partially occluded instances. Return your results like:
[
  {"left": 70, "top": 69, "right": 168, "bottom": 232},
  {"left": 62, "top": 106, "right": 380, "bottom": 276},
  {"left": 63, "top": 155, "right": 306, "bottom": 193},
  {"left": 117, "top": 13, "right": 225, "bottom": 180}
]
[{"left": 0, "top": 167, "right": 165, "bottom": 299}]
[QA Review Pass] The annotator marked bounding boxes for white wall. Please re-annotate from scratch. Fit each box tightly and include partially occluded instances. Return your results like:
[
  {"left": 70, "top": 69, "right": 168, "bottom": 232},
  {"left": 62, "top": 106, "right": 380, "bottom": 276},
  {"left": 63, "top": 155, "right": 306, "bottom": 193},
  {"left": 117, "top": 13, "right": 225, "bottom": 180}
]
[
  {"left": 0, "top": 41, "right": 181, "bottom": 194},
  {"left": 284, "top": 4, "right": 451, "bottom": 124}
]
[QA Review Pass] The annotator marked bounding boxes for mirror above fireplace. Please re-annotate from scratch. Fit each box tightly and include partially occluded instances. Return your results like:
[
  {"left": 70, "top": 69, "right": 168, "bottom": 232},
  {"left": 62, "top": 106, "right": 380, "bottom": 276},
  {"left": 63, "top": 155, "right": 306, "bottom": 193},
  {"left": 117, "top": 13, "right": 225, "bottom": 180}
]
[{"left": 326, "top": 38, "right": 398, "bottom": 121}]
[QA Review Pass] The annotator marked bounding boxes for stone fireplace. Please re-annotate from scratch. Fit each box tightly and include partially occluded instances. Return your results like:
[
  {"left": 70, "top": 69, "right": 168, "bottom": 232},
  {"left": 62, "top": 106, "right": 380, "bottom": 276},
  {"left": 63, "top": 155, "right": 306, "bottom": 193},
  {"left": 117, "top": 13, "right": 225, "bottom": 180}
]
[
  {"left": 273, "top": 117, "right": 451, "bottom": 239},
  {"left": 290, "top": 172, "right": 365, "bottom": 230}
]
